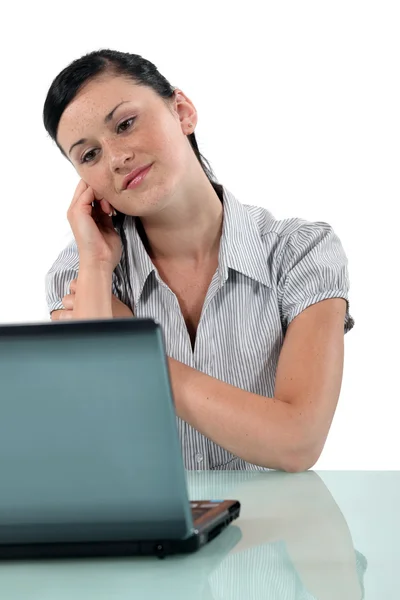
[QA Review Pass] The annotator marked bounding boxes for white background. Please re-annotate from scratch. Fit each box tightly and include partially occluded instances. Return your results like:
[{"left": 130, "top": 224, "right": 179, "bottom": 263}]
[{"left": 0, "top": 1, "right": 398, "bottom": 469}]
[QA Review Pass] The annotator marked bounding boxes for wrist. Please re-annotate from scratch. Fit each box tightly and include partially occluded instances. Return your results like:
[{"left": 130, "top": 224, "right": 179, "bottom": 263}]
[
  {"left": 74, "top": 267, "right": 113, "bottom": 320},
  {"left": 78, "top": 261, "right": 114, "bottom": 277}
]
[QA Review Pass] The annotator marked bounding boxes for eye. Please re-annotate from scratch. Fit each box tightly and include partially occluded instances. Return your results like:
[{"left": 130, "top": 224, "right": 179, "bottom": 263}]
[
  {"left": 81, "top": 149, "right": 99, "bottom": 164},
  {"left": 117, "top": 117, "right": 136, "bottom": 133}
]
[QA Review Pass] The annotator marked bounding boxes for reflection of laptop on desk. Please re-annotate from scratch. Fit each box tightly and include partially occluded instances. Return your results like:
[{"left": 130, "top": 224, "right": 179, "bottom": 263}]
[{"left": 0, "top": 318, "right": 240, "bottom": 559}]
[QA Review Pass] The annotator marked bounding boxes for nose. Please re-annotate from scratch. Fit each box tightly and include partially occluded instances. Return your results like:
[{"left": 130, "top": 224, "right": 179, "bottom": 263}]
[{"left": 104, "top": 139, "right": 135, "bottom": 173}]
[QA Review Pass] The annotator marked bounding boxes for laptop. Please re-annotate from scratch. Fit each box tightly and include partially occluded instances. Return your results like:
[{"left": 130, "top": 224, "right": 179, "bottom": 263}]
[{"left": 0, "top": 318, "right": 240, "bottom": 559}]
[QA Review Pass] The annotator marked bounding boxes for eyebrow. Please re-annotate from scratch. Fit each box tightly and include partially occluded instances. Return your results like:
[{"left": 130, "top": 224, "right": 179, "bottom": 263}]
[{"left": 68, "top": 101, "right": 131, "bottom": 156}]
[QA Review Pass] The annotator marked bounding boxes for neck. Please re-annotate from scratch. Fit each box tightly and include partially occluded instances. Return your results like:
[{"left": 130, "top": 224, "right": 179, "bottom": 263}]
[{"left": 138, "top": 175, "right": 224, "bottom": 266}]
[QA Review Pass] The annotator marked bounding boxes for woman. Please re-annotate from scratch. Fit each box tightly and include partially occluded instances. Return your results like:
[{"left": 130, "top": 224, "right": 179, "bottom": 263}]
[{"left": 44, "top": 49, "right": 354, "bottom": 473}]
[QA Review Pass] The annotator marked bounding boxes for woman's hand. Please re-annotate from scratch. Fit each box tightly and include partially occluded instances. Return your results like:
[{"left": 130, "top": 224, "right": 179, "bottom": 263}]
[
  {"left": 67, "top": 179, "right": 122, "bottom": 272},
  {"left": 52, "top": 279, "right": 134, "bottom": 320}
]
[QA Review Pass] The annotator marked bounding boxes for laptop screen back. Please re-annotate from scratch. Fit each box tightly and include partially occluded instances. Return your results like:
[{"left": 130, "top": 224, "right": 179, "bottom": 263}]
[{"left": 0, "top": 319, "right": 193, "bottom": 544}]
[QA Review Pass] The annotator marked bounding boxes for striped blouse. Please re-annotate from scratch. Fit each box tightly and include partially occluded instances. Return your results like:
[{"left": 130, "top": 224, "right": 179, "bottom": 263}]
[{"left": 45, "top": 186, "right": 354, "bottom": 471}]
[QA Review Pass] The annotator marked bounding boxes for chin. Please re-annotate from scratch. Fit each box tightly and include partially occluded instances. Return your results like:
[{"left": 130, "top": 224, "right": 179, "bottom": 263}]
[{"left": 120, "top": 185, "right": 168, "bottom": 217}]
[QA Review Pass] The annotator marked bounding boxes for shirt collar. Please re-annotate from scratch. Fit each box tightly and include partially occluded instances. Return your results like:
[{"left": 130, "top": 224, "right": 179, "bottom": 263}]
[
  {"left": 218, "top": 187, "right": 272, "bottom": 288},
  {"left": 122, "top": 216, "right": 156, "bottom": 306},
  {"left": 122, "top": 185, "right": 272, "bottom": 305}
]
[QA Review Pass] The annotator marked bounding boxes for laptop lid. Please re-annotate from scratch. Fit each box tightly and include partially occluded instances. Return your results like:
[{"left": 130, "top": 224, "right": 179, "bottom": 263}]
[{"left": 0, "top": 319, "right": 194, "bottom": 545}]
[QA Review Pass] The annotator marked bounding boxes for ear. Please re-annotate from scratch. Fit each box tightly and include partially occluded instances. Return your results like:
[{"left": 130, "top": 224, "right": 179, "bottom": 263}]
[{"left": 172, "top": 89, "right": 198, "bottom": 133}]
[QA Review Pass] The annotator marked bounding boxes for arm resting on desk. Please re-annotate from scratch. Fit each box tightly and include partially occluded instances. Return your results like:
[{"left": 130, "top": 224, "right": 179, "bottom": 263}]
[{"left": 168, "top": 298, "right": 347, "bottom": 472}]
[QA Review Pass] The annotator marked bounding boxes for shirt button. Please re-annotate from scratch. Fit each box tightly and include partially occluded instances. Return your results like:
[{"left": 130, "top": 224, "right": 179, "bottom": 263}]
[{"left": 195, "top": 453, "right": 204, "bottom": 464}]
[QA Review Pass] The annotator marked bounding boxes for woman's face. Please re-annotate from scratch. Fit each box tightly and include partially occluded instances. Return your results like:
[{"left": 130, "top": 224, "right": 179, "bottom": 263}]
[{"left": 57, "top": 74, "right": 198, "bottom": 216}]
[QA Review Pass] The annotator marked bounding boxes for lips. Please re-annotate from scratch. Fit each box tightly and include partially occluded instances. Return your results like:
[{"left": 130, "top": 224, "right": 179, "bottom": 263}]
[{"left": 122, "top": 164, "right": 153, "bottom": 190}]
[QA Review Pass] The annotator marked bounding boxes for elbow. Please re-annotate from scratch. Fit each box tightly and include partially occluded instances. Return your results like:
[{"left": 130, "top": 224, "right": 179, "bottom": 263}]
[
  {"left": 279, "top": 441, "right": 323, "bottom": 474},
  {"left": 255, "top": 443, "right": 322, "bottom": 473},
  {"left": 281, "top": 456, "right": 315, "bottom": 474}
]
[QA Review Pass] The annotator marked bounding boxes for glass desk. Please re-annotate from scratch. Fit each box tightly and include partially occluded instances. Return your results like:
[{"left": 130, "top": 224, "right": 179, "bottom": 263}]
[{"left": 0, "top": 471, "right": 398, "bottom": 599}]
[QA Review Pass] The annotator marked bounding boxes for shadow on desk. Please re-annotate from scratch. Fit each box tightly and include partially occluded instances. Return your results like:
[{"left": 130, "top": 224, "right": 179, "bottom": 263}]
[{"left": 0, "top": 471, "right": 367, "bottom": 600}]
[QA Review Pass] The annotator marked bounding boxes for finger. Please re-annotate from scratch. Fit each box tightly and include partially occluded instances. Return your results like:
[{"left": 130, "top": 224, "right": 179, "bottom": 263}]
[
  {"left": 92, "top": 189, "right": 105, "bottom": 202},
  {"left": 71, "top": 179, "right": 89, "bottom": 206},
  {"left": 62, "top": 294, "right": 75, "bottom": 310},
  {"left": 92, "top": 188, "right": 102, "bottom": 200},
  {"left": 67, "top": 185, "right": 95, "bottom": 219},
  {"left": 99, "top": 198, "right": 117, "bottom": 217},
  {"left": 99, "top": 197, "right": 113, "bottom": 215},
  {"left": 69, "top": 279, "right": 77, "bottom": 294},
  {"left": 59, "top": 310, "right": 73, "bottom": 320},
  {"left": 92, "top": 204, "right": 119, "bottom": 234},
  {"left": 90, "top": 189, "right": 117, "bottom": 217},
  {"left": 74, "top": 184, "right": 95, "bottom": 208},
  {"left": 91, "top": 200, "right": 113, "bottom": 226}
]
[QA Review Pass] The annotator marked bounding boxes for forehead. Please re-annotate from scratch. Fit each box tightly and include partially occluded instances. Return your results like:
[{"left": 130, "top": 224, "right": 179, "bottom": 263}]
[{"left": 57, "top": 75, "right": 158, "bottom": 148}]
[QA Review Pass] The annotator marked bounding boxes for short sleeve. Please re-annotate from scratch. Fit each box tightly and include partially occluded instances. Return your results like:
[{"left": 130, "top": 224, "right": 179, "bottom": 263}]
[
  {"left": 44, "top": 239, "right": 128, "bottom": 315},
  {"left": 277, "top": 221, "right": 354, "bottom": 334}
]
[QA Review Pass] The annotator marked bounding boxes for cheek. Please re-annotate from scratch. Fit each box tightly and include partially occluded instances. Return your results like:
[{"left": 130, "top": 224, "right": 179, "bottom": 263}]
[
  {"left": 149, "top": 117, "right": 188, "bottom": 163},
  {"left": 154, "top": 130, "right": 190, "bottom": 171},
  {"left": 78, "top": 167, "right": 112, "bottom": 198}
]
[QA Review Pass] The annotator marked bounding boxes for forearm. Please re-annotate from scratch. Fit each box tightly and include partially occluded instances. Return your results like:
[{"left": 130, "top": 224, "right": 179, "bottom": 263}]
[
  {"left": 73, "top": 266, "right": 113, "bottom": 319},
  {"left": 168, "top": 358, "right": 315, "bottom": 472}
]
